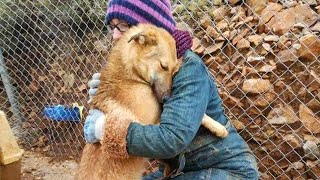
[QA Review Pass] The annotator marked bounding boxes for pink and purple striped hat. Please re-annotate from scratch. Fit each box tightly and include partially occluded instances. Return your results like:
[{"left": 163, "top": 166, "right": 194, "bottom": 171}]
[{"left": 105, "top": 0, "right": 192, "bottom": 58}]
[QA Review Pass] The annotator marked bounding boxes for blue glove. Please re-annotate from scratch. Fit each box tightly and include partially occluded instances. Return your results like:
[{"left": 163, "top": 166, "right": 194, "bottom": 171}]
[
  {"left": 88, "top": 73, "right": 101, "bottom": 103},
  {"left": 84, "top": 109, "right": 106, "bottom": 143}
]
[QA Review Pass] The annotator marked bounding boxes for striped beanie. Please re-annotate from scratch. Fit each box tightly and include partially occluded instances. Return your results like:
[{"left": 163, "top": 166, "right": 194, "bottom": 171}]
[{"left": 105, "top": 0, "right": 192, "bottom": 58}]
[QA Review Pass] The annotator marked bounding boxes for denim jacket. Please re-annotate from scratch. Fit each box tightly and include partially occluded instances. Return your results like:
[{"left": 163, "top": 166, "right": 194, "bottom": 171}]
[{"left": 126, "top": 50, "right": 258, "bottom": 179}]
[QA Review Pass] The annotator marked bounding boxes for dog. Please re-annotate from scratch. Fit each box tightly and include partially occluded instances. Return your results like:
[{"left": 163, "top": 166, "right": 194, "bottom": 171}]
[{"left": 76, "top": 24, "right": 228, "bottom": 180}]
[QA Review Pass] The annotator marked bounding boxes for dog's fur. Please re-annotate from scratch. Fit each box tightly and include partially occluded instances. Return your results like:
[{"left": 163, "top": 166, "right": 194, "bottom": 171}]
[{"left": 76, "top": 24, "right": 227, "bottom": 180}]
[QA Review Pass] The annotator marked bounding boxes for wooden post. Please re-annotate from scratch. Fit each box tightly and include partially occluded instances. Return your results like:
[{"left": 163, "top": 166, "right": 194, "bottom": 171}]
[{"left": 0, "top": 111, "right": 24, "bottom": 180}]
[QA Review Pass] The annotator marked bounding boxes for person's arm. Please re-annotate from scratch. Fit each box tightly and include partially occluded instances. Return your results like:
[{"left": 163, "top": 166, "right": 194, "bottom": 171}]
[{"left": 101, "top": 53, "right": 212, "bottom": 159}]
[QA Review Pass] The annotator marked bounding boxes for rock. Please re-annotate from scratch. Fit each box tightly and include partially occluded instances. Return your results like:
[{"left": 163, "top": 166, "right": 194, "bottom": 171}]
[
  {"left": 228, "top": 0, "right": 240, "bottom": 5},
  {"left": 252, "top": 92, "right": 276, "bottom": 107},
  {"left": 303, "top": 0, "right": 317, "bottom": 6},
  {"left": 292, "top": 44, "right": 301, "bottom": 50},
  {"left": 247, "top": 0, "right": 268, "bottom": 14},
  {"left": 283, "top": 134, "right": 302, "bottom": 148},
  {"left": 216, "top": 20, "right": 229, "bottom": 31},
  {"left": 236, "top": 39, "right": 250, "bottom": 50},
  {"left": 291, "top": 161, "right": 304, "bottom": 170},
  {"left": 303, "top": 141, "right": 320, "bottom": 160},
  {"left": 244, "top": 16, "right": 254, "bottom": 24},
  {"left": 206, "top": 26, "right": 220, "bottom": 39},
  {"left": 299, "top": 104, "right": 320, "bottom": 134},
  {"left": 293, "top": 22, "right": 307, "bottom": 29},
  {"left": 297, "top": 34, "right": 320, "bottom": 61},
  {"left": 267, "top": 104, "right": 299, "bottom": 124},
  {"left": 205, "top": 42, "right": 224, "bottom": 54},
  {"left": 307, "top": 98, "right": 320, "bottom": 110},
  {"left": 194, "top": 45, "right": 205, "bottom": 54},
  {"left": 232, "top": 28, "right": 250, "bottom": 45},
  {"left": 294, "top": 4, "right": 318, "bottom": 26},
  {"left": 191, "top": 38, "right": 201, "bottom": 51},
  {"left": 277, "top": 49, "right": 298, "bottom": 65},
  {"left": 264, "top": 35, "right": 279, "bottom": 42},
  {"left": 232, "top": 120, "right": 245, "bottom": 130},
  {"left": 267, "top": 8, "right": 295, "bottom": 35},
  {"left": 186, "top": 3, "right": 198, "bottom": 12},
  {"left": 260, "top": 173, "right": 273, "bottom": 179},
  {"left": 278, "top": 36, "right": 290, "bottom": 50},
  {"left": 200, "top": 16, "right": 211, "bottom": 29},
  {"left": 260, "top": 2, "right": 283, "bottom": 25},
  {"left": 306, "top": 160, "right": 320, "bottom": 179},
  {"left": 262, "top": 43, "right": 272, "bottom": 52},
  {"left": 266, "top": 4, "right": 318, "bottom": 35},
  {"left": 230, "top": 6, "right": 246, "bottom": 22},
  {"left": 311, "top": 23, "right": 320, "bottom": 32},
  {"left": 305, "top": 134, "right": 319, "bottom": 141},
  {"left": 248, "top": 35, "right": 263, "bottom": 46},
  {"left": 234, "top": 21, "right": 245, "bottom": 29},
  {"left": 247, "top": 56, "right": 265, "bottom": 63},
  {"left": 242, "top": 79, "right": 273, "bottom": 94},
  {"left": 286, "top": 161, "right": 307, "bottom": 179},
  {"left": 212, "top": 0, "right": 223, "bottom": 6},
  {"left": 309, "top": 71, "right": 320, "bottom": 92},
  {"left": 173, "top": 5, "right": 184, "bottom": 14},
  {"left": 281, "top": 0, "right": 298, "bottom": 8},
  {"left": 258, "top": 64, "right": 276, "bottom": 73},
  {"left": 220, "top": 92, "right": 244, "bottom": 108},
  {"left": 222, "top": 31, "right": 230, "bottom": 40},
  {"left": 192, "top": 38, "right": 205, "bottom": 54},
  {"left": 94, "top": 38, "right": 109, "bottom": 53},
  {"left": 210, "top": 6, "right": 228, "bottom": 22}
]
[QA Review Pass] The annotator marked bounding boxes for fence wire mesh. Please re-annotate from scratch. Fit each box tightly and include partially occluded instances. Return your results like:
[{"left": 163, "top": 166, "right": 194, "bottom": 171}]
[{"left": 0, "top": 0, "right": 319, "bottom": 179}]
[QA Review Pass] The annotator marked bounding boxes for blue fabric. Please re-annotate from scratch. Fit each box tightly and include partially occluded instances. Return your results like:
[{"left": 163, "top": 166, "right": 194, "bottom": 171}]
[{"left": 126, "top": 50, "right": 259, "bottom": 179}]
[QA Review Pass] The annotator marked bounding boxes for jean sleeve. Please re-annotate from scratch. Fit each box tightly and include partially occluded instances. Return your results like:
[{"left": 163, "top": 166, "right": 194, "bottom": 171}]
[{"left": 126, "top": 56, "right": 211, "bottom": 159}]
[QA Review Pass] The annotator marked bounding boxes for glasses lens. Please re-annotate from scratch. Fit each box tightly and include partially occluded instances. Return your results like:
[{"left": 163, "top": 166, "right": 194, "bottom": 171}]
[
  {"left": 117, "top": 23, "right": 130, "bottom": 32},
  {"left": 106, "top": 24, "right": 115, "bottom": 32},
  {"left": 107, "top": 23, "right": 131, "bottom": 33}
]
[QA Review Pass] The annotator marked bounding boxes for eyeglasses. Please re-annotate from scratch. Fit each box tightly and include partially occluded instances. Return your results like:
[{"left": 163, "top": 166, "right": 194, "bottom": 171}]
[{"left": 107, "top": 22, "right": 131, "bottom": 33}]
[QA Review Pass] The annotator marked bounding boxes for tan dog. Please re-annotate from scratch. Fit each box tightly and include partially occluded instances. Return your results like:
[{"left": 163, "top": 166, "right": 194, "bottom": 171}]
[{"left": 76, "top": 24, "right": 228, "bottom": 180}]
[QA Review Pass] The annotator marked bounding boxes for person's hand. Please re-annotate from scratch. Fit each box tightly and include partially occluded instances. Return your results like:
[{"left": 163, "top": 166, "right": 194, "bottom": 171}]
[
  {"left": 88, "top": 73, "right": 101, "bottom": 103},
  {"left": 84, "top": 109, "right": 106, "bottom": 143}
]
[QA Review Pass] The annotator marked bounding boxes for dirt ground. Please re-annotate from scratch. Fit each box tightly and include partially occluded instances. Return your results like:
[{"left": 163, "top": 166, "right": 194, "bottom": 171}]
[{"left": 21, "top": 151, "right": 78, "bottom": 180}]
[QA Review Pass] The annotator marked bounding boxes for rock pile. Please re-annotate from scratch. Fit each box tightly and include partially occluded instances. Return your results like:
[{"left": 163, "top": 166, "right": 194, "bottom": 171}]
[{"left": 174, "top": 0, "right": 320, "bottom": 179}]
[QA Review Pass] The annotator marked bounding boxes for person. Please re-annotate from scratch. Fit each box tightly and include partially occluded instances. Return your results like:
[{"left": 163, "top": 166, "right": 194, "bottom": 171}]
[{"left": 84, "top": 0, "right": 259, "bottom": 179}]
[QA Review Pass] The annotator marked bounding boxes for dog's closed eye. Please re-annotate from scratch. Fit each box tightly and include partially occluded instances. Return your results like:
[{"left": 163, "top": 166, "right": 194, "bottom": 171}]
[{"left": 160, "top": 62, "right": 168, "bottom": 71}]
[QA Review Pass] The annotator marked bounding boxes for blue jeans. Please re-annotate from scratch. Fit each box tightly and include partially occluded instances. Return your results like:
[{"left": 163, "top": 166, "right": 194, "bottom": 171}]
[{"left": 143, "top": 121, "right": 258, "bottom": 179}]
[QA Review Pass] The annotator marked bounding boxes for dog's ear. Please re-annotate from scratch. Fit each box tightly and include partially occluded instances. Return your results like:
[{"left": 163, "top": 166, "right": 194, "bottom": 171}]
[{"left": 128, "top": 32, "right": 157, "bottom": 46}]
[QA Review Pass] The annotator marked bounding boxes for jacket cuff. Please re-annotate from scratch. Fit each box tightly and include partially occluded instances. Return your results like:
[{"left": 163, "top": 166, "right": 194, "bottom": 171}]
[{"left": 101, "top": 117, "right": 133, "bottom": 158}]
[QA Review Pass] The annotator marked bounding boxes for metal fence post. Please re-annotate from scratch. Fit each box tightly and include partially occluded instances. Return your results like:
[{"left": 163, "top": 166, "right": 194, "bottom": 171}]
[{"left": 0, "top": 48, "right": 23, "bottom": 137}]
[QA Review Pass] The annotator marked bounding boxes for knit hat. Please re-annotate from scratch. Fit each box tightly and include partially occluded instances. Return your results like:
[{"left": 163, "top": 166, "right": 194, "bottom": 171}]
[
  {"left": 105, "top": 0, "right": 192, "bottom": 58},
  {"left": 173, "top": 29, "right": 193, "bottom": 58}
]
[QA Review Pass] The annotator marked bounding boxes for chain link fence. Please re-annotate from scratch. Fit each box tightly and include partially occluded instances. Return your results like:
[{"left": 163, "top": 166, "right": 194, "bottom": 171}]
[{"left": 0, "top": 0, "right": 319, "bottom": 179}]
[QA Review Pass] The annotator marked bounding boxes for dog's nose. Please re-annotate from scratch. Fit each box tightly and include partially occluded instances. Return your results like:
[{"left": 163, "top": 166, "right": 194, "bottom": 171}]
[{"left": 162, "top": 93, "right": 171, "bottom": 103}]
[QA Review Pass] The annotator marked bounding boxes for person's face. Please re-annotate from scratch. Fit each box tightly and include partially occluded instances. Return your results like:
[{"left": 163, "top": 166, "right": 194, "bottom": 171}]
[{"left": 107, "top": 19, "right": 131, "bottom": 41}]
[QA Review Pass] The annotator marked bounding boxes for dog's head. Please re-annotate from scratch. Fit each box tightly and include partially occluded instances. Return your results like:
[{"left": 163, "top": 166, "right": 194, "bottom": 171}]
[{"left": 118, "top": 24, "right": 180, "bottom": 103}]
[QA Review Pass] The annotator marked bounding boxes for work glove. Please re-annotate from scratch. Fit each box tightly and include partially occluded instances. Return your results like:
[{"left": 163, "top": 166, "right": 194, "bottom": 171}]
[
  {"left": 84, "top": 109, "right": 106, "bottom": 143},
  {"left": 84, "top": 73, "right": 105, "bottom": 143},
  {"left": 87, "top": 73, "right": 101, "bottom": 103}
]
